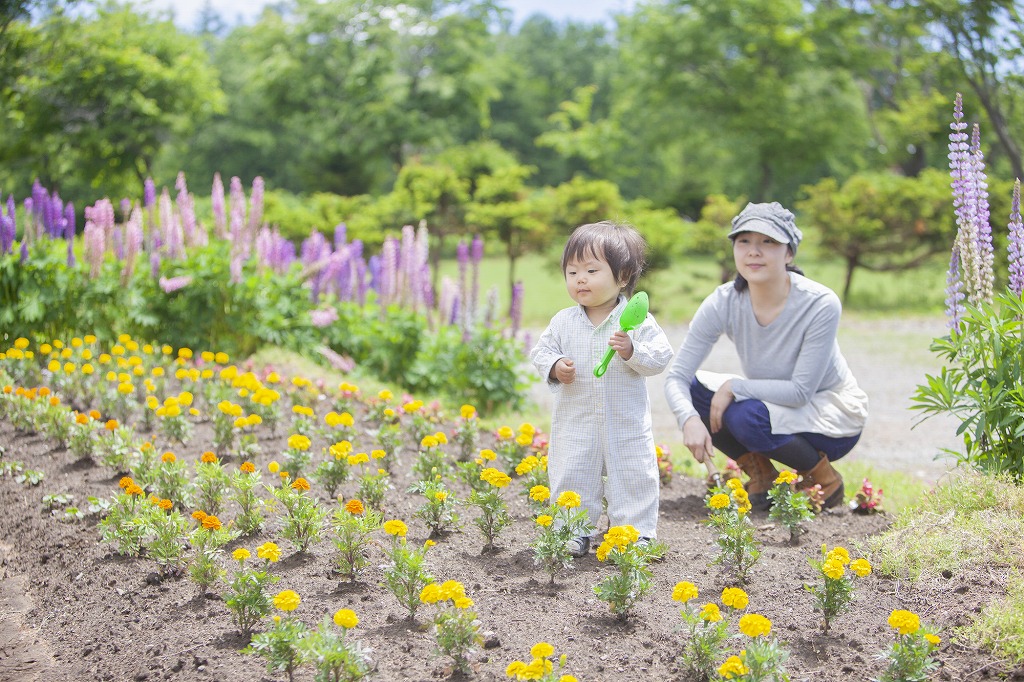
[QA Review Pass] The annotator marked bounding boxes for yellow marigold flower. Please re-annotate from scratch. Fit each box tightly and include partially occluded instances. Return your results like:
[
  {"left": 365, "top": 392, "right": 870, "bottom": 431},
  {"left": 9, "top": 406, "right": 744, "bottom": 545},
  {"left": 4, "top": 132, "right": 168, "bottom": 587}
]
[
  {"left": 506, "top": 661, "right": 526, "bottom": 677},
  {"left": 233, "top": 548, "right": 251, "bottom": 562},
  {"left": 595, "top": 542, "right": 612, "bottom": 562},
  {"left": 402, "top": 400, "right": 422, "bottom": 413},
  {"left": 717, "top": 655, "right": 749, "bottom": 679},
  {"left": 371, "top": 449, "right": 387, "bottom": 460},
  {"left": 434, "top": 491, "right": 448, "bottom": 502},
  {"left": 850, "top": 558, "right": 872, "bottom": 577},
  {"left": 215, "top": 352, "right": 229, "bottom": 364},
  {"left": 257, "top": 542, "right": 281, "bottom": 562},
  {"left": 287, "top": 434, "right": 311, "bottom": 451},
  {"left": 726, "top": 478, "right": 744, "bottom": 491},
  {"left": 201, "top": 451, "right": 218, "bottom": 464},
  {"left": 531, "top": 642, "right": 555, "bottom": 659},
  {"left": 559, "top": 676, "right": 578, "bottom": 682},
  {"left": 822, "top": 558, "right": 846, "bottom": 580},
  {"left": 439, "top": 580, "right": 466, "bottom": 600},
  {"left": 431, "top": 431, "right": 446, "bottom": 445},
  {"left": 351, "top": 452, "right": 369, "bottom": 465},
  {"left": 420, "top": 583, "right": 442, "bottom": 604},
  {"left": 672, "top": 581, "right": 699, "bottom": 603},
  {"left": 515, "top": 433, "right": 533, "bottom": 447},
  {"left": 13, "top": 337, "right": 29, "bottom": 349},
  {"left": 454, "top": 596, "right": 474, "bottom": 609},
  {"left": 827, "top": 546, "right": 851, "bottom": 565},
  {"left": 497, "top": 425, "right": 514, "bottom": 439},
  {"left": 63, "top": 362, "right": 76, "bottom": 373},
  {"left": 273, "top": 590, "right": 301, "bottom": 612},
  {"left": 424, "top": 539, "right": 436, "bottom": 548},
  {"left": 888, "top": 609, "right": 920, "bottom": 636},
  {"left": 151, "top": 366, "right": 164, "bottom": 377},
  {"left": 708, "top": 493, "right": 730, "bottom": 509},
  {"left": 722, "top": 587, "right": 749, "bottom": 610},
  {"left": 421, "top": 435, "right": 439, "bottom": 449},
  {"left": 535, "top": 515, "right": 553, "bottom": 527},
  {"left": 345, "top": 499, "right": 365, "bottom": 515},
  {"left": 268, "top": 461, "right": 280, "bottom": 473},
  {"left": 118, "top": 476, "right": 134, "bottom": 489},
  {"left": 291, "top": 478, "right": 311, "bottom": 491},
  {"left": 248, "top": 414, "right": 263, "bottom": 426},
  {"left": 924, "top": 633, "right": 941, "bottom": 645},
  {"left": 333, "top": 609, "right": 359, "bottom": 628},
  {"left": 81, "top": 363, "right": 95, "bottom": 375},
  {"left": 383, "top": 408, "right": 395, "bottom": 418},
  {"left": 774, "top": 470, "right": 798, "bottom": 485},
  {"left": 233, "top": 417, "right": 248, "bottom": 429},
  {"left": 116, "top": 381, "right": 133, "bottom": 395},
  {"left": 383, "top": 519, "right": 408, "bottom": 537},
  {"left": 556, "top": 491, "right": 581, "bottom": 509},
  {"left": 699, "top": 603, "right": 723, "bottom": 622},
  {"left": 291, "top": 376, "right": 311, "bottom": 388},
  {"left": 481, "top": 468, "right": 512, "bottom": 488},
  {"left": 290, "top": 401, "right": 313, "bottom": 417},
  {"left": 201, "top": 351, "right": 214, "bottom": 363},
  {"left": 240, "top": 461, "right": 255, "bottom": 473},
  {"left": 516, "top": 456, "right": 539, "bottom": 475},
  {"left": 460, "top": 404, "right": 476, "bottom": 419},
  {"left": 738, "top": 613, "right": 772, "bottom": 638},
  {"left": 177, "top": 347, "right": 193, "bottom": 360},
  {"left": 202, "top": 515, "right": 222, "bottom": 530},
  {"left": 47, "top": 359, "right": 61, "bottom": 373},
  {"left": 479, "top": 448, "right": 496, "bottom": 461},
  {"left": 530, "top": 485, "right": 550, "bottom": 502},
  {"left": 378, "top": 389, "right": 393, "bottom": 401}
]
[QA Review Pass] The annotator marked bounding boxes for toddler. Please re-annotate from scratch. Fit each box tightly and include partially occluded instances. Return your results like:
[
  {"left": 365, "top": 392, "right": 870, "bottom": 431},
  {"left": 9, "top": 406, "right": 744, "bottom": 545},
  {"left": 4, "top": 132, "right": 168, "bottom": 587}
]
[{"left": 530, "top": 221, "right": 673, "bottom": 556}]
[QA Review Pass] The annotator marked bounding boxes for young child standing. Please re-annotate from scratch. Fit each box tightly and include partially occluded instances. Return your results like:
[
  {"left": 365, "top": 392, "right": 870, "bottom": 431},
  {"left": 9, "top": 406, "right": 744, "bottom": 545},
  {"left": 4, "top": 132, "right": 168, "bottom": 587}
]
[{"left": 530, "top": 221, "right": 674, "bottom": 556}]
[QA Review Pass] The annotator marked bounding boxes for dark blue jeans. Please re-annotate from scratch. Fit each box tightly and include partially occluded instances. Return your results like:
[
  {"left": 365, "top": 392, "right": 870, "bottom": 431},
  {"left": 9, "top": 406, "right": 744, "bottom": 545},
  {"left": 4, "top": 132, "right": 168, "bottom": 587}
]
[{"left": 690, "top": 378, "right": 860, "bottom": 467}]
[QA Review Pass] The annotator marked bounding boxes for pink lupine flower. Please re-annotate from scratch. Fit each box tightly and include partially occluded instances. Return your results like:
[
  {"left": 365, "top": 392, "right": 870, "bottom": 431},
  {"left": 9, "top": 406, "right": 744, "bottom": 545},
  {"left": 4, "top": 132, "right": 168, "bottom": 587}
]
[{"left": 159, "top": 275, "right": 192, "bottom": 293}]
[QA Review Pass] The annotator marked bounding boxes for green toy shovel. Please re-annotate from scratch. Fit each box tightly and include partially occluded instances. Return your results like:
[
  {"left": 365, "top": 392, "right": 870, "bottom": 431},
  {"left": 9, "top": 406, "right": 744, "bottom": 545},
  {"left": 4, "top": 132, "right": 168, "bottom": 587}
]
[{"left": 593, "top": 291, "right": 649, "bottom": 378}]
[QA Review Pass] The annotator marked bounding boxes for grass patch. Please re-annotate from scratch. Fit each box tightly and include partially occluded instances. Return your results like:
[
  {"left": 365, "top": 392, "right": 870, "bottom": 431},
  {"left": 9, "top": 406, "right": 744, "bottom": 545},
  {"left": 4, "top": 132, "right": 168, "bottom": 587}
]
[
  {"left": 960, "top": 570, "right": 1024, "bottom": 666},
  {"left": 864, "top": 471, "right": 1024, "bottom": 580}
]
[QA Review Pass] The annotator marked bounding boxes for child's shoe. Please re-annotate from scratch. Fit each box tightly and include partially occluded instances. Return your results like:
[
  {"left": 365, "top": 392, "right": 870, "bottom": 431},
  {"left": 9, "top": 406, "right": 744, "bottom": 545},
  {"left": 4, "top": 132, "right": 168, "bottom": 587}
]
[{"left": 566, "top": 536, "right": 590, "bottom": 557}]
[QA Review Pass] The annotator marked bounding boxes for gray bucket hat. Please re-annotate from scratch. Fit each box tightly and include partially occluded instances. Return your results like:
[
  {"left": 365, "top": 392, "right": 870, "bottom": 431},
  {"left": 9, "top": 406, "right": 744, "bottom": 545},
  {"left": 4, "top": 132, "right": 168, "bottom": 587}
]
[{"left": 727, "top": 202, "right": 803, "bottom": 255}]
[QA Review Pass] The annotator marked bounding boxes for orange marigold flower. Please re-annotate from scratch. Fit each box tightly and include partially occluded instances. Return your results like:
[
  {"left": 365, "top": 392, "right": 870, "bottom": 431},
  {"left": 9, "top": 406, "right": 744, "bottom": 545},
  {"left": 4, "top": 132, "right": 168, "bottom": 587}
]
[
  {"left": 105, "top": 419, "right": 119, "bottom": 431},
  {"left": 125, "top": 484, "right": 145, "bottom": 496},
  {"left": 240, "top": 461, "right": 255, "bottom": 473},
  {"left": 118, "top": 476, "right": 134, "bottom": 489},
  {"left": 74, "top": 413, "right": 89, "bottom": 425},
  {"left": 200, "top": 451, "right": 218, "bottom": 464},
  {"left": 291, "top": 477, "right": 311, "bottom": 491},
  {"left": 161, "top": 452, "right": 176, "bottom": 463},
  {"left": 192, "top": 510, "right": 208, "bottom": 521},
  {"left": 158, "top": 499, "right": 173, "bottom": 511},
  {"left": 202, "top": 515, "right": 222, "bottom": 530},
  {"left": 38, "top": 386, "right": 51, "bottom": 397},
  {"left": 345, "top": 499, "right": 365, "bottom": 515}
]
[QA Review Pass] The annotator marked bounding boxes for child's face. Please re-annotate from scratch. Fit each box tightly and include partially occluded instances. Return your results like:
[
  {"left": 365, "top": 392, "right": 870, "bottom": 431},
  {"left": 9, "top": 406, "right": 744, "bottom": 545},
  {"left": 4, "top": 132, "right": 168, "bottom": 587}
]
[{"left": 564, "top": 252, "right": 622, "bottom": 310}]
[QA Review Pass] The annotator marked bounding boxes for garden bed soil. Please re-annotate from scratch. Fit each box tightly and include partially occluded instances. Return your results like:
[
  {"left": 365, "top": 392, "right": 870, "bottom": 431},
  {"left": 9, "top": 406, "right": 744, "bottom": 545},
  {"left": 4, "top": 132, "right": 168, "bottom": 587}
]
[{"left": 0, "top": 416, "right": 1019, "bottom": 682}]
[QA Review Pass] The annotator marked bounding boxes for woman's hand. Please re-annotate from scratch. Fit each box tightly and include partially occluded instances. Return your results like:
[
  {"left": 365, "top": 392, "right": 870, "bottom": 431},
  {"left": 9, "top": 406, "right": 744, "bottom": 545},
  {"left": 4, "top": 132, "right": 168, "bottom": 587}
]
[
  {"left": 609, "top": 330, "right": 634, "bottom": 360},
  {"left": 709, "top": 380, "right": 735, "bottom": 433},
  {"left": 683, "top": 416, "right": 714, "bottom": 463}
]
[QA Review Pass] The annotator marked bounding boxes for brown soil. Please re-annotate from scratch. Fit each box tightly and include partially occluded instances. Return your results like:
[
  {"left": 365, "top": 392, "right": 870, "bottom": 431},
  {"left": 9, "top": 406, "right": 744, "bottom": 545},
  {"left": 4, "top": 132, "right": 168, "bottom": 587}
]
[{"left": 0, "top": 403, "right": 1016, "bottom": 682}]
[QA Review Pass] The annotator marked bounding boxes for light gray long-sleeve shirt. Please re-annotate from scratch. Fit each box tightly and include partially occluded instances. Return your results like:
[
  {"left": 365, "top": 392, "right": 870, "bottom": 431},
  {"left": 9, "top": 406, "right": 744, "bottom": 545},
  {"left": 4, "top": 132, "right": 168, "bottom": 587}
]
[{"left": 664, "top": 273, "right": 868, "bottom": 437}]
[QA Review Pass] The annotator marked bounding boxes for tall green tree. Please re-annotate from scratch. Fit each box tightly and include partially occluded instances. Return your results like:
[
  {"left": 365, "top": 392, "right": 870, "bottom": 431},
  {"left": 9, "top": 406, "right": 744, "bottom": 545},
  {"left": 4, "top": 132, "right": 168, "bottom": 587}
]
[{"left": 0, "top": 6, "right": 224, "bottom": 202}]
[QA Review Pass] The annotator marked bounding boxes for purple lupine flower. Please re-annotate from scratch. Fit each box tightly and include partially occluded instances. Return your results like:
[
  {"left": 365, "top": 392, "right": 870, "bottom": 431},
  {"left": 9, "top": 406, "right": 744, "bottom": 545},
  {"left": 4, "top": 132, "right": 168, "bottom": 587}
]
[
  {"left": 438, "top": 276, "right": 458, "bottom": 327},
  {"left": 211, "top": 172, "right": 226, "bottom": 239},
  {"left": 159, "top": 275, "right": 193, "bottom": 293},
  {"left": 381, "top": 237, "right": 399, "bottom": 305},
  {"left": 420, "top": 262, "right": 433, "bottom": 309},
  {"left": 0, "top": 215, "right": 14, "bottom": 255},
  {"left": 969, "top": 124, "right": 994, "bottom": 302},
  {"left": 255, "top": 226, "right": 273, "bottom": 270},
  {"left": 63, "top": 203, "right": 75, "bottom": 241},
  {"left": 1009, "top": 179, "right": 1024, "bottom": 297},
  {"left": 354, "top": 258, "right": 368, "bottom": 305},
  {"left": 301, "top": 230, "right": 328, "bottom": 267},
  {"left": 66, "top": 240, "right": 75, "bottom": 268},
  {"left": 310, "top": 307, "right": 339, "bottom": 327},
  {"left": 521, "top": 331, "right": 532, "bottom": 356},
  {"left": 368, "top": 254, "right": 382, "bottom": 298},
  {"left": 334, "top": 223, "right": 347, "bottom": 251},
  {"left": 143, "top": 177, "right": 156, "bottom": 208},
  {"left": 274, "top": 232, "right": 296, "bottom": 273},
  {"left": 229, "top": 176, "right": 246, "bottom": 243},
  {"left": 83, "top": 221, "right": 105, "bottom": 279},
  {"left": 230, "top": 251, "right": 244, "bottom": 284},
  {"left": 176, "top": 172, "right": 197, "bottom": 247},
  {"left": 945, "top": 246, "right": 965, "bottom": 331},
  {"left": 457, "top": 239, "right": 469, "bottom": 325},
  {"left": 483, "top": 285, "right": 498, "bottom": 329},
  {"left": 112, "top": 226, "right": 124, "bottom": 260},
  {"left": 122, "top": 208, "right": 144, "bottom": 285},
  {"left": 510, "top": 280, "right": 524, "bottom": 337},
  {"left": 6, "top": 194, "right": 15, "bottom": 225},
  {"left": 150, "top": 251, "right": 161, "bottom": 279},
  {"left": 470, "top": 234, "right": 483, "bottom": 321},
  {"left": 120, "top": 198, "right": 132, "bottom": 218},
  {"left": 415, "top": 223, "right": 430, "bottom": 309},
  {"left": 47, "top": 193, "right": 63, "bottom": 239},
  {"left": 398, "top": 225, "right": 416, "bottom": 308},
  {"left": 20, "top": 240, "right": 28, "bottom": 263},
  {"left": 248, "top": 176, "right": 264, "bottom": 233}
]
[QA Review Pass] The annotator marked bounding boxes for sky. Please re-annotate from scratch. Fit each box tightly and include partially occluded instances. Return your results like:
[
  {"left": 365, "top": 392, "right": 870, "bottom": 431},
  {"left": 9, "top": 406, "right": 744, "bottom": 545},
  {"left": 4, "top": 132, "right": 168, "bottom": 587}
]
[{"left": 144, "top": 0, "right": 638, "bottom": 30}]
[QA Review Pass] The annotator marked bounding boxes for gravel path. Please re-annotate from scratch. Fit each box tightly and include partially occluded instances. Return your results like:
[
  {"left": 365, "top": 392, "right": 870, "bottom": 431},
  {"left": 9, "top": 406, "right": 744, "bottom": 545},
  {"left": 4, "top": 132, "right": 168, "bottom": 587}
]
[{"left": 529, "top": 315, "right": 962, "bottom": 483}]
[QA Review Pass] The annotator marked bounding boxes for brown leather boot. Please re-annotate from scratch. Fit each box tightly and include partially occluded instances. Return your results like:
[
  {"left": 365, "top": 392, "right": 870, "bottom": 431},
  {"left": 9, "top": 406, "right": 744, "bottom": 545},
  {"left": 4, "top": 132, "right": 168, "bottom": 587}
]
[
  {"left": 735, "top": 452, "right": 778, "bottom": 511},
  {"left": 797, "top": 453, "right": 845, "bottom": 509}
]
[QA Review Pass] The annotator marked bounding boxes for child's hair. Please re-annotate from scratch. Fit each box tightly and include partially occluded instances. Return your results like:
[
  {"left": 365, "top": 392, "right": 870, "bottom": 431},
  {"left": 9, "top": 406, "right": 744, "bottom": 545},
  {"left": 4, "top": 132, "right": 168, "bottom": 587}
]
[{"left": 561, "top": 221, "right": 647, "bottom": 296}]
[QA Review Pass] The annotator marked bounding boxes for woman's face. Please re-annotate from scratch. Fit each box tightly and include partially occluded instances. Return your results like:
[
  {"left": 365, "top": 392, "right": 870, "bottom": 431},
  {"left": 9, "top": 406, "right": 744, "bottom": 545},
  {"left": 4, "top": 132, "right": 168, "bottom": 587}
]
[{"left": 732, "top": 231, "right": 793, "bottom": 284}]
